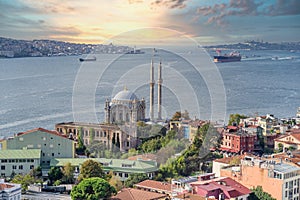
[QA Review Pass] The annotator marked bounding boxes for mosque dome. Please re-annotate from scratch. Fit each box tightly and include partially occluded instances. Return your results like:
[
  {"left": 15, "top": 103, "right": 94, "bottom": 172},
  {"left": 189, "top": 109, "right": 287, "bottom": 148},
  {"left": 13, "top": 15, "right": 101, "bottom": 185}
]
[{"left": 112, "top": 88, "right": 138, "bottom": 102}]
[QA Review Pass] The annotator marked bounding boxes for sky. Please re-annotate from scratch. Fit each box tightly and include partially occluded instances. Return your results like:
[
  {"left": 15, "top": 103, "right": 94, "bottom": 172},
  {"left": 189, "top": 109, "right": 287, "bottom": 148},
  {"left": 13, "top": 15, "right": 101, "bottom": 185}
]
[{"left": 0, "top": 0, "right": 299, "bottom": 45}]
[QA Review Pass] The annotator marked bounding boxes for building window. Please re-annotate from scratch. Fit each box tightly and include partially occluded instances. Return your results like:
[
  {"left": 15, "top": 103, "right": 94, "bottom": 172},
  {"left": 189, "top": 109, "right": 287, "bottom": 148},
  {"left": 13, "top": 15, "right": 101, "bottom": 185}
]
[
  {"left": 50, "top": 144, "right": 53, "bottom": 148},
  {"left": 19, "top": 165, "right": 23, "bottom": 170},
  {"left": 30, "top": 165, "right": 34, "bottom": 169},
  {"left": 12, "top": 165, "right": 17, "bottom": 170},
  {"left": 43, "top": 137, "right": 46, "bottom": 141},
  {"left": 125, "top": 173, "right": 128, "bottom": 177},
  {"left": 52, "top": 153, "right": 55, "bottom": 157},
  {"left": 19, "top": 137, "right": 23, "bottom": 141}
]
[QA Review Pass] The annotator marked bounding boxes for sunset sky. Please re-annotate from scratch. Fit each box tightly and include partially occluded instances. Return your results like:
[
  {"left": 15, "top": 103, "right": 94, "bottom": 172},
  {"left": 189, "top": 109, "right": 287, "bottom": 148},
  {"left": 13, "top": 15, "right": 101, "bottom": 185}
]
[{"left": 0, "top": 0, "right": 299, "bottom": 45}]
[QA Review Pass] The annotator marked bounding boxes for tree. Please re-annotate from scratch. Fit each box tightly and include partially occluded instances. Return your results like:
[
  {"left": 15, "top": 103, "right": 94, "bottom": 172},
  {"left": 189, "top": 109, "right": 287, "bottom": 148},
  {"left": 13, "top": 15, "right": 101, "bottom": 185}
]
[
  {"left": 249, "top": 186, "right": 276, "bottom": 200},
  {"left": 108, "top": 172, "right": 123, "bottom": 191},
  {"left": 11, "top": 174, "right": 35, "bottom": 192},
  {"left": 29, "top": 166, "right": 42, "bottom": 179},
  {"left": 48, "top": 167, "right": 63, "bottom": 185},
  {"left": 172, "top": 111, "right": 181, "bottom": 121},
  {"left": 228, "top": 113, "right": 247, "bottom": 126},
  {"left": 62, "top": 162, "right": 75, "bottom": 184},
  {"left": 78, "top": 159, "right": 106, "bottom": 182},
  {"left": 124, "top": 173, "right": 148, "bottom": 188},
  {"left": 71, "top": 177, "right": 116, "bottom": 200},
  {"left": 76, "top": 128, "right": 86, "bottom": 155},
  {"left": 229, "top": 156, "right": 241, "bottom": 165}
]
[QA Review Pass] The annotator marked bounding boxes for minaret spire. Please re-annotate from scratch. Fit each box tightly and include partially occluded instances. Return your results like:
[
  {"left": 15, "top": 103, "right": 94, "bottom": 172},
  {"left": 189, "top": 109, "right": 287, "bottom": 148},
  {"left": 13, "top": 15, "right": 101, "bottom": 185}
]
[
  {"left": 157, "top": 60, "right": 163, "bottom": 120},
  {"left": 149, "top": 59, "right": 155, "bottom": 121}
]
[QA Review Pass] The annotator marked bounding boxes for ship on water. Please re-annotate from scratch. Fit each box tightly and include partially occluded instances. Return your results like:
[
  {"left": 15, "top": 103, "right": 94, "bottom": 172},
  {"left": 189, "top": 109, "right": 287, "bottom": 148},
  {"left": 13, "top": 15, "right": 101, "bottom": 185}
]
[
  {"left": 79, "top": 56, "right": 96, "bottom": 62},
  {"left": 213, "top": 50, "right": 241, "bottom": 63}
]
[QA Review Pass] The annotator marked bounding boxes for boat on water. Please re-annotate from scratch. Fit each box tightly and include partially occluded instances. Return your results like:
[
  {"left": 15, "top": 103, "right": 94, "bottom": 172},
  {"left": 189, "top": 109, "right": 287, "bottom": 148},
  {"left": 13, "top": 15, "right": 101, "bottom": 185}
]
[
  {"left": 125, "top": 49, "right": 144, "bottom": 54},
  {"left": 79, "top": 56, "right": 96, "bottom": 62},
  {"left": 213, "top": 50, "right": 241, "bottom": 63}
]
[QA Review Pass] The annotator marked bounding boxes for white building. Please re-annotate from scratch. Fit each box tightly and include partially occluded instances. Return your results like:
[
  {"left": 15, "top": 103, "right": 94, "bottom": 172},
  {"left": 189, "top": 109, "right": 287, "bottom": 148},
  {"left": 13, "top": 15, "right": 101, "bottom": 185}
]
[{"left": 0, "top": 180, "right": 21, "bottom": 200}]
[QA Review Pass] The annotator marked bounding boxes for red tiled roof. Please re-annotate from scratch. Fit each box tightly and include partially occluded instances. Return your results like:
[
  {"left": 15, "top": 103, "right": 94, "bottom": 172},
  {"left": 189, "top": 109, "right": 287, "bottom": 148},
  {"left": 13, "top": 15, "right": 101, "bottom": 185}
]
[
  {"left": 213, "top": 155, "right": 243, "bottom": 164},
  {"left": 128, "top": 154, "right": 157, "bottom": 161},
  {"left": 0, "top": 183, "right": 13, "bottom": 190},
  {"left": 227, "top": 126, "right": 238, "bottom": 130},
  {"left": 176, "top": 193, "right": 215, "bottom": 200},
  {"left": 110, "top": 188, "right": 168, "bottom": 200},
  {"left": 191, "top": 177, "right": 251, "bottom": 199},
  {"left": 135, "top": 180, "right": 171, "bottom": 193},
  {"left": 17, "top": 127, "right": 68, "bottom": 139}
]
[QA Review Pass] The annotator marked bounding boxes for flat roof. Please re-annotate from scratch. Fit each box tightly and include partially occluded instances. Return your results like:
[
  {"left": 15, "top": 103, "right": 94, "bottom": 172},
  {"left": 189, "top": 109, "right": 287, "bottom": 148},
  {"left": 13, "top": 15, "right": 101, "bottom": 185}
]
[
  {"left": 50, "top": 158, "right": 158, "bottom": 173},
  {"left": 0, "top": 149, "right": 41, "bottom": 159},
  {"left": 274, "top": 163, "right": 300, "bottom": 173}
]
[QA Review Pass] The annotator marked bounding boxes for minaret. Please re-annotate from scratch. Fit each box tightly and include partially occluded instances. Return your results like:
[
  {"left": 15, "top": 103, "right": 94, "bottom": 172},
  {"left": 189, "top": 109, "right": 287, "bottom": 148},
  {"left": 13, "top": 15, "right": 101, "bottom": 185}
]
[
  {"left": 105, "top": 99, "right": 111, "bottom": 124},
  {"left": 149, "top": 59, "right": 155, "bottom": 121},
  {"left": 157, "top": 60, "right": 163, "bottom": 120}
]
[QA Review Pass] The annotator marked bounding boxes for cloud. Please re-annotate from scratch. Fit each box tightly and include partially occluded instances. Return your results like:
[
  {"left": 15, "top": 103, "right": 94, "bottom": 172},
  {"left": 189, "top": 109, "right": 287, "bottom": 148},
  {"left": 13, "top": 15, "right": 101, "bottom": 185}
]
[
  {"left": 196, "top": 0, "right": 263, "bottom": 26},
  {"left": 266, "top": 0, "right": 300, "bottom": 16},
  {"left": 151, "top": 0, "right": 189, "bottom": 9},
  {"left": 195, "top": 0, "right": 300, "bottom": 26}
]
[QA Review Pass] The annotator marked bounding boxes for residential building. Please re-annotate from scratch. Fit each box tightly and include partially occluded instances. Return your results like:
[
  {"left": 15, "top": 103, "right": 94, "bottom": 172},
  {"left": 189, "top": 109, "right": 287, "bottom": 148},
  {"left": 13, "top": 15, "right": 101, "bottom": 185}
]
[
  {"left": 110, "top": 188, "right": 168, "bottom": 200},
  {"left": 50, "top": 158, "right": 158, "bottom": 181},
  {"left": 257, "top": 114, "right": 278, "bottom": 136},
  {"left": 220, "top": 126, "right": 257, "bottom": 153},
  {"left": 134, "top": 180, "right": 172, "bottom": 196},
  {"left": 0, "top": 149, "right": 41, "bottom": 178},
  {"left": 221, "top": 156, "right": 300, "bottom": 200},
  {"left": 55, "top": 122, "right": 138, "bottom": 152},
  {"left": 1, "top": 128, "right": 75, "bottom": 169},
  {"left": 274, "top": 133, "right": 300, "bottom": 151},
  {"left": 0, "top": 180, "right": 21, "bottom": 200},
  {"left": 212, "top": 156, "right": 243, "bottom": 177},
  {"left": 189, "top": 176, "right": 251, "bottom": 200}
]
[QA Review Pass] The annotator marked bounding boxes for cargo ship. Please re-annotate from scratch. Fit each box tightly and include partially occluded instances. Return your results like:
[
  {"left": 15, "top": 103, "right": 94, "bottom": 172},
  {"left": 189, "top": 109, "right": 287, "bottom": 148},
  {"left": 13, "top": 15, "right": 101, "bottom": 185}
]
[
  {"left": 79, "top": 56, "right": 96, "bottom": 62},
  {"left": 213, "top": 50, "right": 241, "bottom": 63}
]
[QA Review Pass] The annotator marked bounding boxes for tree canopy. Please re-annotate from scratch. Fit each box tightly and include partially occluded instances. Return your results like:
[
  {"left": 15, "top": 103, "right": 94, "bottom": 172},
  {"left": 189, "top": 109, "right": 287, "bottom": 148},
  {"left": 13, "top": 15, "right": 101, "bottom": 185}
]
[
  {"left": 78, "top": 159, "right": 106, "bottom": 182},
  {"left": 11, "top": 174, "right": 36, "bottom": 192},
  {"left": 124, "top": 173, "right": 148, "bottom": 188},
  {"left": 249, "top": 186, "right": 276, "bottom": 200},
  {"left": 48, "top": 166, "right": 63, "bottom": 185},
  {"left": 228, "top": 113, "right": 247, "bottom": 126},
  {"left": 71, "top": 177, "right": 116, "bottom": 200}
]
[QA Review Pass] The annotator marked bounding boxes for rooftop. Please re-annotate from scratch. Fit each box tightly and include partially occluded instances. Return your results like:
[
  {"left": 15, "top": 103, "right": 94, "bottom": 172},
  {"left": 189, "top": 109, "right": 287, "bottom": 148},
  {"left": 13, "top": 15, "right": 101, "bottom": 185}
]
[
  {"left": 0, "top": 149, "right": 41, "bottom": 159},
  {"left": 50, "top": 158, "right": 158, "bottom": 173},
  {"left": 16, "top": 127, "right": 68, "bottom": 139},
  {"left": 274, "top": 163, "right": 300, "bottom": 173},
  {"left": 135, "top": 180, "right": 171, "bottom": 193},
  {"left": 110, "top": 188, "right": 168, "bottom": 200}
]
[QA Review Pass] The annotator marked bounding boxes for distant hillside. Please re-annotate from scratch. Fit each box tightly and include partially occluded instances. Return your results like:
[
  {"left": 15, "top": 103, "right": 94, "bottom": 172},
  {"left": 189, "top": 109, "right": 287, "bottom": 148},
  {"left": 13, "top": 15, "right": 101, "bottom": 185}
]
[
  {"left": 0, "top": 37, "right": 132, "bottom": 58},
  {"left": 204, "top": 40, "right": 300, "bottom": 51}
]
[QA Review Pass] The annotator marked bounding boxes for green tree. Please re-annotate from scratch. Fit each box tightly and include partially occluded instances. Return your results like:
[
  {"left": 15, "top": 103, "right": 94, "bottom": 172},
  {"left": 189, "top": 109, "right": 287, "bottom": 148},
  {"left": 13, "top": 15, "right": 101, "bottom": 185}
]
[
  {"left": 48, "top": 167, "right": 63, "bottom": 185},
  {"left": 62, "top": 162, "right": 75, "bottom": 184},
  {"left": 29, "top": 166, "right": 42, "bottom": 179},
  {"left": 228, "top": 113, "right": 247, "bottom": 126},
  {"left": 229, "top": 156, "right": 241, "bottom": 165},
  {"left": 78, "top": 159, "right": 106, "bottom": 182},
  {"left": 108, "top": 172, "right": 123, "bottom": 191},
  {"left": 124, "top": 173, "right": 148, "bottom": 188},
  {"left": 172, "top": 111, "right": 181, "bottom": 121},
  {"left": 71, "top": 177, "right": 116, "bottom": 200},
  {"left": 11, "top": 174, "right": 35, "bottom": 192},
  {"left": 249, "top": 186, "right": 276, "bottom": 200},
  {"left": 76, "top": 128, "right": 86, "bottom": 155}
]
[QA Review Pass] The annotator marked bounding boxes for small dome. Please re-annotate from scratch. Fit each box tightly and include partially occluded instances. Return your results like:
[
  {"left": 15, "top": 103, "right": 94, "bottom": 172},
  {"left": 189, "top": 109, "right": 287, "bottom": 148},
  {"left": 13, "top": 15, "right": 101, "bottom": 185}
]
[{"left": 113, "top": 88, "right": 138, "bottom": 101}]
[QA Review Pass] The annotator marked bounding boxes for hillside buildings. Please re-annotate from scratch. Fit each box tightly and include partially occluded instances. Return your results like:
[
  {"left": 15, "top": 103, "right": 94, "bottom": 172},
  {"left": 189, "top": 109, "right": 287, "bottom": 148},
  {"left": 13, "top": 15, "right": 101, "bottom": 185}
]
[
  {"left": 1, "top": 128, "right": 75, "bottom": 166},
  {"left": 50, "top": 158, "right": 158, "bottom": 181},
  {"left": 221, "top": 156, "right": 300, "bottom": 200},
  {"left": 55, "top": 122, "right": 137, "bottom": 152}
]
